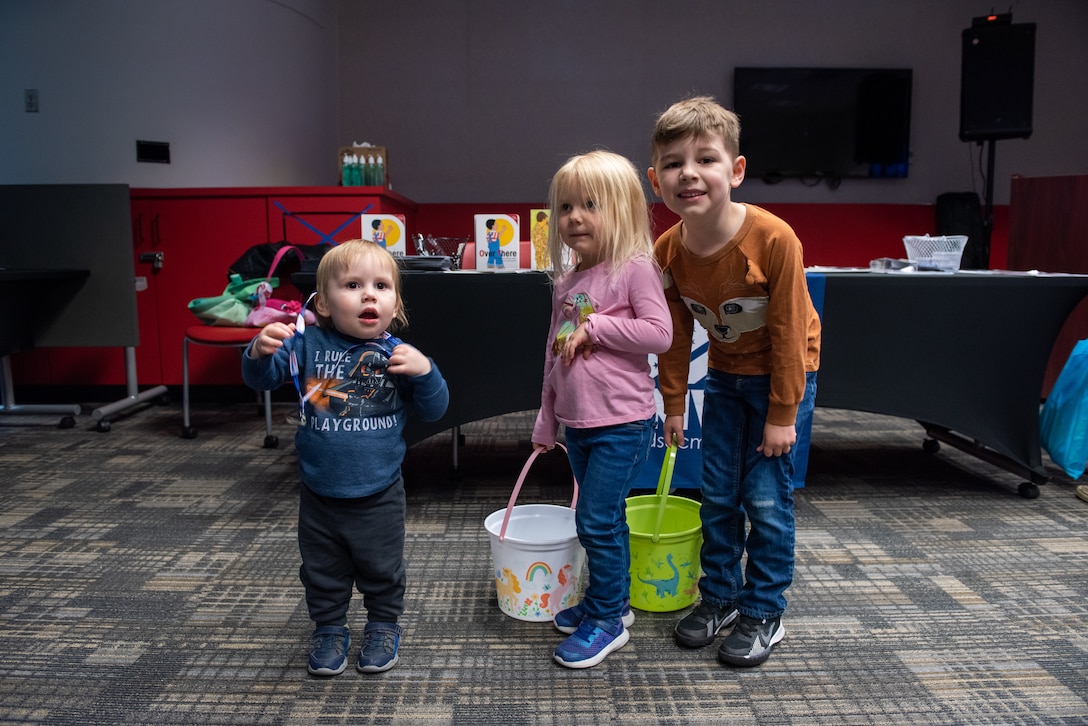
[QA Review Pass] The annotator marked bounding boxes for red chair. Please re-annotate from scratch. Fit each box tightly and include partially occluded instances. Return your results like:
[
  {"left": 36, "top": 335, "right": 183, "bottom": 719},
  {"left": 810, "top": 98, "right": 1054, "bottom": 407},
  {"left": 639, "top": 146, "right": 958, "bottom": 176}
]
[{"left": 181, "top": 325, "right": 277, "bottom": 448}]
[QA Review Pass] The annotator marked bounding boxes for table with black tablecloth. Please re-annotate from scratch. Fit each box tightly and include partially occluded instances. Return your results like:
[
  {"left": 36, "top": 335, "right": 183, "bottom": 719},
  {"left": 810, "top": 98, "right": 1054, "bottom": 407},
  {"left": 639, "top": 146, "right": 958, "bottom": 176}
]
[
  {"left": 293, "top": 269, "right": 551, "bottom": 471},
  {"left": 396, "top": 270, "right": 552, "bottom": 447},
  {"left": 298, "top": 268, "right": 1088, "bottom": 493},
  {"left": 811, "top": 269, "right": 1088, "bottom": 495}
]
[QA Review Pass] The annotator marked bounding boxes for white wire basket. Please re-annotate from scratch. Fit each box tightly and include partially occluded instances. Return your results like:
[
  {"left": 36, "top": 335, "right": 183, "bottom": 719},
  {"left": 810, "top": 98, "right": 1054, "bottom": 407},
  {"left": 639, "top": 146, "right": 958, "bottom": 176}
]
[{"left": 903, "top": 235, "right": 968, "bottom": 272}]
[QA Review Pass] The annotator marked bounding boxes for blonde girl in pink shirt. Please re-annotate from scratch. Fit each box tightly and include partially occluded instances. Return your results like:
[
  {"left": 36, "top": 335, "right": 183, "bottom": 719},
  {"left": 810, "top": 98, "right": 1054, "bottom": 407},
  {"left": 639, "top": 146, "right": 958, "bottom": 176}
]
[{"left": 531, "top": 150, "right": 672, "bottom": 668}]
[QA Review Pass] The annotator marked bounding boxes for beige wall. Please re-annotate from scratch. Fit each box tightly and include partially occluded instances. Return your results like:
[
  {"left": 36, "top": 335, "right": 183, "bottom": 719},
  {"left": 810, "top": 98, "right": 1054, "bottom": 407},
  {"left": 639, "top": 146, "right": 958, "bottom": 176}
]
[
  {"left": 338, "top": 0, "right": 1088, "bottom": 205},
  {"left": 3, "top": 0, "right": 1085, "bottom": 206}
]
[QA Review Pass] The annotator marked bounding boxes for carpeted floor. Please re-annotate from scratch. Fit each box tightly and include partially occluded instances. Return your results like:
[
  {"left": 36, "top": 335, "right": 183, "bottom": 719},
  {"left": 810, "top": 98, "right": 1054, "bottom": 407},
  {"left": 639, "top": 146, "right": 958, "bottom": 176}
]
[{"left": 1, "top": 402, "right": 1087, "bottom": 725}]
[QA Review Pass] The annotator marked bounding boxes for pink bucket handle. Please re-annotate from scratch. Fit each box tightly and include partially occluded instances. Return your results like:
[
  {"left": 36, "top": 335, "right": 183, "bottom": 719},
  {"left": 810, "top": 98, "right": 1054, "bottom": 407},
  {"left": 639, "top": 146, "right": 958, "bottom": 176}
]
[{"left": 498, "top": 443, "right": 575, "bottom": 543}]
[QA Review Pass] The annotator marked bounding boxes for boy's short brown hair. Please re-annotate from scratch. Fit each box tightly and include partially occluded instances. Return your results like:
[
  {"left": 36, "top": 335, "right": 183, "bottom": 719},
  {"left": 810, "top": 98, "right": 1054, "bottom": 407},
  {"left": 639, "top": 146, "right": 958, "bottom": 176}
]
[{"left": 650, "top": 95, "right": 742, "bottom": 165}]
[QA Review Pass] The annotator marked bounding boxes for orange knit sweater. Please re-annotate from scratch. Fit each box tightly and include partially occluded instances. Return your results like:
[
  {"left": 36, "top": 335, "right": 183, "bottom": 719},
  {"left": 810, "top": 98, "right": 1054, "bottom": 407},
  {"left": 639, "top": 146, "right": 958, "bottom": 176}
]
[{"left": 653, "top": 204, "right": 821, "bottom": 427}]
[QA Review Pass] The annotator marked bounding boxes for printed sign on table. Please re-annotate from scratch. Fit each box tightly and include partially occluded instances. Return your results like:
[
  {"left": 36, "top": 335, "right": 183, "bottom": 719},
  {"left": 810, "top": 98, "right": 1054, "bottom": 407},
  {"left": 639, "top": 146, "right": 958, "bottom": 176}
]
[
  {"left": 361, "top": 214, "right": 407, "bottom": 256},
  {"left": 529, "top": 209, "right": 550, "bottom": 271},
  {"left": 474, "top": 214, "right": 520, "bottom": 271}
]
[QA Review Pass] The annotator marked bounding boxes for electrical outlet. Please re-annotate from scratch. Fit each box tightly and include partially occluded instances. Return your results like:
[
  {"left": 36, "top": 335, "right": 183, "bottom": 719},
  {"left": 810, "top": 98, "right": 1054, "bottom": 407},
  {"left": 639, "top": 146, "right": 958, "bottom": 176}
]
[{"left": 25, "top": 89, "right": 39, "bottom": 113}]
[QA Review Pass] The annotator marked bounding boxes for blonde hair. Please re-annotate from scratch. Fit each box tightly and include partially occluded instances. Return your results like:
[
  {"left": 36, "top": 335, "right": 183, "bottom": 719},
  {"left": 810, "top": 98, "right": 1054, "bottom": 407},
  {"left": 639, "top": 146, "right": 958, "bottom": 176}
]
[
  {"left": 313, "top": 240, "right": 408, "bottom": 331},
  {"left": 650, "top": 95, "right": 742, "bottom": 166},
  {"left": 546, "top": 150, "right": 654, "bottom": 277}
]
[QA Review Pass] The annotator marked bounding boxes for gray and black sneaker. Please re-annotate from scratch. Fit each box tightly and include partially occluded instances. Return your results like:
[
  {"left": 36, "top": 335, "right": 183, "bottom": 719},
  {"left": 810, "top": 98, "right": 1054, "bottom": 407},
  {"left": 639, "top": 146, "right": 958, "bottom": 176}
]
[
  {"left": 717, "top": 615, "right": 784, "bottom": 667},
  {"left": 674, "top": 601, "right": 739, "bottom": 648}
]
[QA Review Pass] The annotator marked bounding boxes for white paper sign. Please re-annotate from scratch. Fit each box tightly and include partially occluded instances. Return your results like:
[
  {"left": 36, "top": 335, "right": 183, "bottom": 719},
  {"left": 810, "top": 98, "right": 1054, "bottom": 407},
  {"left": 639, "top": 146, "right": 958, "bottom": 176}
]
[
  {"left": 361, "top": 214, "right": 407, "bottom": 256},
  {"left": 474, "top": 214, "right": 520, "bottom": 271}
]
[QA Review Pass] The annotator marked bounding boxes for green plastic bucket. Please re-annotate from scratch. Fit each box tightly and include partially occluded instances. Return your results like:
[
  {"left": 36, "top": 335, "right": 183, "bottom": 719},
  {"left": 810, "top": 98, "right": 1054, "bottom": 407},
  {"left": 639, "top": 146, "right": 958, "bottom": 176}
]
[{"left": 626, "top": 446, "right": 702, "bottom": 612}]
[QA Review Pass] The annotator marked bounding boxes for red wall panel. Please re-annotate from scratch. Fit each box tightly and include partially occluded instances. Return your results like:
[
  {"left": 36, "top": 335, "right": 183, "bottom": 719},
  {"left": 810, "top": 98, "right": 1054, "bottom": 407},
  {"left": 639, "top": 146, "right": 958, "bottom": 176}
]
[{"left": 417, "top": 202, "right": 1009, "bottom": 269}]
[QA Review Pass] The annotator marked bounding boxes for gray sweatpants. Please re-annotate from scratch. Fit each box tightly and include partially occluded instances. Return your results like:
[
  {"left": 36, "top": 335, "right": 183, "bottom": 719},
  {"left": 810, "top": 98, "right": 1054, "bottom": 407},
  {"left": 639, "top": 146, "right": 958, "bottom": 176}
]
[{"left": 297, "top": 477, "right": 406, "bottom": 626}]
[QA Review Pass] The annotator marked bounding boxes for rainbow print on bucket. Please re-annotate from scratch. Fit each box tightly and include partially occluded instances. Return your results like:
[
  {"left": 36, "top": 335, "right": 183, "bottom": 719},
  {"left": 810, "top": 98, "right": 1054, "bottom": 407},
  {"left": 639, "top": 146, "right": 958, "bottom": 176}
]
[
  {"left": 526, "top": 561, "right": 551, "bottom": 581},
  {"left": 484, "top": 446, "right": 586, "bottom": 622}
]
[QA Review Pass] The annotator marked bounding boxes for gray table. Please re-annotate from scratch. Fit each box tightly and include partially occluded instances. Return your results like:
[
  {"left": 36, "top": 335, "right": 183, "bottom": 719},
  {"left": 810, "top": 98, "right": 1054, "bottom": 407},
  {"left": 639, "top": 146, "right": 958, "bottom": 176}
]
[{"left": 0, "top": 268, "right": 89, "bottom": 424}]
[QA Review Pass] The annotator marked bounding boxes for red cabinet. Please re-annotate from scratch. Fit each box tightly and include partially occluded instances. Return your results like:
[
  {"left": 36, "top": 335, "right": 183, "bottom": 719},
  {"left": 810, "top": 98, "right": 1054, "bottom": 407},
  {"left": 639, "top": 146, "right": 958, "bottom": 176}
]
[
  {"left": 268, "top": 187, "right": 418, "bottom": 246},
  {"left": 131, "top": 192, "right": 271, "bottom": 385},
  {"left": 136, "top": 187, "right": 415, "bottom": 386},
  {"left": 11, "top": 187, "right": 417, "bottom": 389}
]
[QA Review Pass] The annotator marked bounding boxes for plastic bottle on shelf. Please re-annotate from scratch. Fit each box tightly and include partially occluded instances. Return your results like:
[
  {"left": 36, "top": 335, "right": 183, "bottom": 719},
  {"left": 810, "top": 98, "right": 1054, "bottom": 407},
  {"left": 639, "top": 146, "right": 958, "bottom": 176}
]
[
  {"left": 375, "top": 155, "right": 385, "bottom": 187},
  {"left": 341, "top": 152, "right": 353, "bottom": 186},
  {"left": 365, "top": 154, "right": 377, "bottom": 186},
  {"left": 350, "top": 154, "right": 363, "bottom": 186}
]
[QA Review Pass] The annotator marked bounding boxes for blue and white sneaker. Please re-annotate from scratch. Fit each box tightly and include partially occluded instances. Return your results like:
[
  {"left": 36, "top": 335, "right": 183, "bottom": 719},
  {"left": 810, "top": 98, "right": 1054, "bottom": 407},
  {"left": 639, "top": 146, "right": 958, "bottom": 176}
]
[
  {"left": 308, "top": 625, "right": 350, "bottom": 676},
  {"left": 356, "top": 622, "right": 401, "bottom": 673},
  {"left": 553, "top": 601, "right": 635, "bottom": 635},
  {"left": 553, "top": 616, "right": 629, "bottom": 669}
]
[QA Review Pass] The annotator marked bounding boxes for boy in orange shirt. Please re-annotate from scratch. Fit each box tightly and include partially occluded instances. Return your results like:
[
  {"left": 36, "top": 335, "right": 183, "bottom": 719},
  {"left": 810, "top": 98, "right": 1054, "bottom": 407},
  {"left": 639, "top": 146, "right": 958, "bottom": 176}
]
[{"left": 648, "top": 96, "right": 821, "bottom": 667}]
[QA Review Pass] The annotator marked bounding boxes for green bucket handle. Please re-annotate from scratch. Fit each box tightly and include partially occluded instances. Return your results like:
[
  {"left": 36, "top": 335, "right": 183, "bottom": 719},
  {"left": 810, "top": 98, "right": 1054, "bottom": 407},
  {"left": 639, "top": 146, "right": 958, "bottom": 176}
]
[{"left": 651, "top": 444, "right": 678, "bottom": 543}]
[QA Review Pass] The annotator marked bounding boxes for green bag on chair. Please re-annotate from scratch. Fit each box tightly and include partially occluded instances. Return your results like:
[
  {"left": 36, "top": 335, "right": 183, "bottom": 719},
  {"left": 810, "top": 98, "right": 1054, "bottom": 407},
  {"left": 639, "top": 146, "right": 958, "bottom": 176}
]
[{"left": 187, "top": 273, "right": 278, "bottom": 326}]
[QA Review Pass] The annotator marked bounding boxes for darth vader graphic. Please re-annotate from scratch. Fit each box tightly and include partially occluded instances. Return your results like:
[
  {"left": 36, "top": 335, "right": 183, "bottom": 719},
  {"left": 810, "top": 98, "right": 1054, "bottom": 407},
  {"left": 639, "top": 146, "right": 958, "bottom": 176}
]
[{"left": 323, "top": 343, "right": 399, "bottom": 418}]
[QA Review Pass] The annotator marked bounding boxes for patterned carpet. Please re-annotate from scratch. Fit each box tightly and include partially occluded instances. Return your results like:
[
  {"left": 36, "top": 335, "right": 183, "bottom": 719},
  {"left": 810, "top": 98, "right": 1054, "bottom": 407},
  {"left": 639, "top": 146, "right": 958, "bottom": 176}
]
[{"left": 1, "top": 402, "right": 1087, "bottom": 725}]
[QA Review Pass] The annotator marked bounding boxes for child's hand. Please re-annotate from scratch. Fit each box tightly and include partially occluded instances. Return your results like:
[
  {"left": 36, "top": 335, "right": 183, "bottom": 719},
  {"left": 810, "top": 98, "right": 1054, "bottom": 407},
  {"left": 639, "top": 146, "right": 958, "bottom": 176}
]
[
  {"left": 251, "top": 322, "right": 295, "bottom": 358},
  {"left": 532, "top": 442, "right": 552, "bottom": 453},
  {"left": 561, "top": 323, "right": 594, "bottom": 364},
  {"left": 663, "top": 415, "right": 685, "bottom": 447},
  {"left": 758, "top": 422, "right": 796, "bottom": 458},
  {"left": 386, "top": 343, "right": 432, "bottom": 377}
]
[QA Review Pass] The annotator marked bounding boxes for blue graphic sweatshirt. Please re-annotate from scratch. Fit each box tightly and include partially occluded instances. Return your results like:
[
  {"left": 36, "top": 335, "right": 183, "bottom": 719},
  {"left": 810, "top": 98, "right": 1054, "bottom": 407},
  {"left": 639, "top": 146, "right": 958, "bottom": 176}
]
[{"left": 242, "top": 326, "right": 449, "bottom": 498}]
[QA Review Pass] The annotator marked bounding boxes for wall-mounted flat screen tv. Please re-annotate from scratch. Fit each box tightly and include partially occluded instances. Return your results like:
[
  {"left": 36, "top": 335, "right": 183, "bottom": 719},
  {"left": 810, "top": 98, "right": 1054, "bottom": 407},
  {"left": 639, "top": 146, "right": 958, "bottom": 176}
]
[{"left": 732, "top": 67, "right": 912, "bottom": 185}]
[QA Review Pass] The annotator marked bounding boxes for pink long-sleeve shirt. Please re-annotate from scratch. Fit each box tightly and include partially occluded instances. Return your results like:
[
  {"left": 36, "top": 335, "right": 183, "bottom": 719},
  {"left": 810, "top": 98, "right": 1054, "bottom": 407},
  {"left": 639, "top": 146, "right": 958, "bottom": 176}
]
[{"left": 532, "top": 255, "right": 672, "bottom": 447}]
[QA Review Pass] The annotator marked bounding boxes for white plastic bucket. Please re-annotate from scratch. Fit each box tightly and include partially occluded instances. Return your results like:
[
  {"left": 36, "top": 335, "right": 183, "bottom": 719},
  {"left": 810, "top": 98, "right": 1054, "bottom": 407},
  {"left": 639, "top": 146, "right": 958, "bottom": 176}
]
[{"left": 484, "top": 446, "right": 586, "bottom": 622}]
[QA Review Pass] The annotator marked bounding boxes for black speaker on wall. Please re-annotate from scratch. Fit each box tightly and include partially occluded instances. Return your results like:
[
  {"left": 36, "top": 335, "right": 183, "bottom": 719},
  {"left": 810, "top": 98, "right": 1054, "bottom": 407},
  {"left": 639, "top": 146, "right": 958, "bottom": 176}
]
[{"left": 959, "top": 19, "right": 1036, "bottom": 141}]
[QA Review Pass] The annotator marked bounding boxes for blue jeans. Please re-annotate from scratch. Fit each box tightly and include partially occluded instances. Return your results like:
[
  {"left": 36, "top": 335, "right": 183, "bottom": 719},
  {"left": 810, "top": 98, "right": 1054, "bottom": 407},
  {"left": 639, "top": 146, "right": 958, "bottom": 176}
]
[
  {"left": 697, "top": 369, "right": 817, "bottom": 619},
  {"left": 564, "top": 417, "right": 654, "bottom": 621}
]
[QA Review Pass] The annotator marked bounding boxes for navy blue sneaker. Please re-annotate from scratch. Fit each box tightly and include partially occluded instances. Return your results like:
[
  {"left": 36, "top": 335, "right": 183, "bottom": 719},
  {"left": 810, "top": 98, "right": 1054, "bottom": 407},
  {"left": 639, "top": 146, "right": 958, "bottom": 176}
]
[
  {"left": 553, "top": 601, "right": 635, "bottom": 635},
  {"left": 356, "top": 622, "right": 402, "bottom": 673},
  {"left": 308, "top": 625, "right": 350, "bottom": 676},
  {"left": 553, "top": 616, "right": 629, "bottom": 669},
  {"left": 717, "top": 615, "right": 784, "bottom": 667}
]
